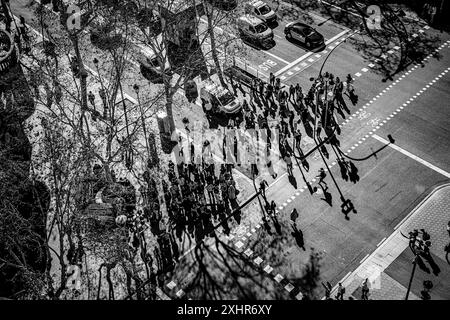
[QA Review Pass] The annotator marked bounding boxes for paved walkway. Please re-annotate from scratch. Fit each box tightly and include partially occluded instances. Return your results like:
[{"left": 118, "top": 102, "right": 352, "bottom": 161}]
[{"left": 330, "top": 183, "right": 450, "bottom": 300}]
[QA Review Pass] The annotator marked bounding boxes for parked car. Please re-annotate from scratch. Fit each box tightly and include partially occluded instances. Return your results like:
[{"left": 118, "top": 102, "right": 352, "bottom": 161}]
[
  {"left": 284, "top": 22, "right": 325, "bottom": 48},
  {"left": 200, "top": 80, "right": 241, "bottom": 114},
  {"left": 237, "top": 14, "right": 274, "bottom": 48},
  {"left": 245, "top": 0, "right": 277, "bottom": 24},
  {"left": 136, "top": 43, "right": 171, "bottom": 84}
]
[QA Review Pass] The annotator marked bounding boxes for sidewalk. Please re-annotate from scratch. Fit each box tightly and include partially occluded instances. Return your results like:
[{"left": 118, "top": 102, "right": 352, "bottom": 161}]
[{"left": 330, "top": 183, "right": 450, "bottom": 300}]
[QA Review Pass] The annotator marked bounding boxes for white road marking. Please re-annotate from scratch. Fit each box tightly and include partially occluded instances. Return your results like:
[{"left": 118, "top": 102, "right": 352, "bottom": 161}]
[
  {"left": 359, "top": 254, "right": 369, "bottom": 264},
  {"left": 372, "top": 134, "right": 450, "bottom": 179},
  {"left": 285, "top": 283, "right": 294, "bottom": 292},
  {"left": 263, "top": 50, "right": 290, "bottom": 65},
  {"left": 376, "top": 237, "right": 387, "bottom": 247},
  {"left": 275, "top": 29, "right": 350, "bottom": 76}
]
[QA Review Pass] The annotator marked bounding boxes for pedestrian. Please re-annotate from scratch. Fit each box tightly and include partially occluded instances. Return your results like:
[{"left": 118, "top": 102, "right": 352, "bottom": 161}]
[
  {"left": 259, "top": 80, "right": 265, "bottom": 97},
  {"left": 336, "top": 283, "right": 345, "bottom": 300},
  {"left": 88, "top": 91, "right": 96, "bottom": 110},
  {"left": 269, "top": 72, "right": 275, "bottom": 86},
  {"left": 270, "top": 200, "right": 276, "bottom": 213},
  {"left": 294, "top": 128, "right": 302, "bottom": 148},
  {"left": 265, "top": 82, "right": 273, "bottom": 101},
  {"left": 289, "top": 109, "right": 295, "bottom": 134},
  {"left": 361, "top": 278, "right": 369, "bottom": 300},
  {"left": 274, "top": 78, "right": 281, "bottom": 100},
  {"left": 316, "top": 168, "right": 327, "bottom": 188},
  {"left": 259, "top": 179, "right": 269, "bottom": 199},
  {"left": 290, "top": 208, "right": 299, "bottom": 222},
  {"left": 289, "top": 84, "right": 296, "bottom": 101},
  {"left": 285, "top": 152, "right": 293, "bottom": 176}
]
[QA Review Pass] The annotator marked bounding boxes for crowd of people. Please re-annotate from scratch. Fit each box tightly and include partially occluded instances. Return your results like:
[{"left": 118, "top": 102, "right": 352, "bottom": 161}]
[
  {"left": 221, "top": 69, "right": 358, "bottom": 179},
  {"left": 163, "top": 159, "right": 241, "bottom": 243}
]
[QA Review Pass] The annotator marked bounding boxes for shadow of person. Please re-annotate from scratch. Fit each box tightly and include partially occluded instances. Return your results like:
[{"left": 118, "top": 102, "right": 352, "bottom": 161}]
[
  {"left": 271, "top": 215, "right": 283, "bottom": 235},
  {"left": 319, "top": 185, "right": 333, "bottom": 207},
  {"left": 422, "top": 253, "right": 441, "bottom": 276},
  {"left": 303, "top": 120, "right": 314, "bottom": 138},
  {"left": 348, "top": 161, "right": 360, "bottom": 183},
  {"left": 291, "top": 223, "right": 306, "bottom": 251},
  {"left": 416, "top": 255, "right": 431, "bottom": 274},
  {"left": 233, "top": 209, "right": 242, "bottom": 225},
  {"left": 262, "top": 216, "right": 272, "bottom": 234},
  {"left": 288, "top": 174, "right": 298, "bottom": 188}
]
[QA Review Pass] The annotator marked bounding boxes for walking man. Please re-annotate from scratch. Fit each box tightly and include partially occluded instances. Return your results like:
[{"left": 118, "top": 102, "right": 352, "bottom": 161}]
[
  {"left": 88, "top": 91, "right": 96, "bottom": 110},
  {"left": 259, "top": 179, "right": 269, "bottom": 199},
  {"left": 269, "top": 72, "right": 275, "bottom": 86},
  {"left": 289, "top": 84, "right": 296, "bottom": 101},
  {"left": 317, "top": 168, "right": 327, "bottom": 188},
  {"left": 361, "top": 278, "right": 370, "bottom": 300},
  {"left": 336, "top": 283, "right": 345, "bottom": 300},
  {"left": 285, "top": 151, "right": 293, "bottom": 176}
]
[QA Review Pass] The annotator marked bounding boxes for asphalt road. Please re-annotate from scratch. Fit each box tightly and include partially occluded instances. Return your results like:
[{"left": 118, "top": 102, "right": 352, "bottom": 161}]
[
  {"left": 246, "top": 38, "right": 450, "bottom": 295},
  {"left": 8, "top": 0, "right": 450, "bottom": 299}
]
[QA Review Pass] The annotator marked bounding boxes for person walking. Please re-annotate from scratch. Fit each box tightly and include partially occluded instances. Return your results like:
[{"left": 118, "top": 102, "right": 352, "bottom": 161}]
[
  {"left": 285, "top": 152, "right": 293, "bottom": 176},
  {"left": 99, "top": 88, "right": 108, "bottom": 118},
  {"left": 336, "top": 283, "right": 345, "bottom": 300},
  {"left": 290, "top": 208, "right": 299, "bottom": 223},
  {"left": 361, "top": 278, "right": 370, "bottom": 300},
  {"left": 269, "top": 72, "right": 275, "bottom": 86},
  {"left": 317, "top": 168, "right": 327, "bottom": 188},
  {"left": 259, "top": 179, "right": 269, "bottom": 199},
  {"left": 274, "top": 78, "right": 281, "bottom": 100},
  {"left": 294, "top": 128, "right": 302, "bottom": 148},
  {"left": 88, "top": 91, "right": 96, "bottom": 110},
  {"left": 258, "top": 79, "right": 265, "bottom": 97},
  {"left": 289, "top": 84, "right": 296, "bottom": 101}
]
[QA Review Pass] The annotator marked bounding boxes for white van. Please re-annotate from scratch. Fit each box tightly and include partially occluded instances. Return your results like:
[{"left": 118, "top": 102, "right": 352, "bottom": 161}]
[
  {"left": 245, "top": 0, "right": 277, "bottom": 24},
  {"left": 237, "top": 14, "right": 274, "bottom": 48}
]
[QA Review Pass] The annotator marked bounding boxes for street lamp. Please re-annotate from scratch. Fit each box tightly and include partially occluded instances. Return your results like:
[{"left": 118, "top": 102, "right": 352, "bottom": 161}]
[
  {"left": 307, "top": 38, "right": 357, "bottom": 218},
  {"left": 404, "top": 229, "right": 431, "bottom": 300}
]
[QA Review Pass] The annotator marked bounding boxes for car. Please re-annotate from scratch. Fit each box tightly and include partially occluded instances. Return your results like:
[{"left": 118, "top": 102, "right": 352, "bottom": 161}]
[
  {"left": 237, "top": 14, "right": 274, "bottom": 48},
  {"left": 200, "top": 80, "right": 241, "bottom": 114},
  {"left": 135, "top": 42, "right": 172, "bottom": 84},
  {"left": 245, "top": 0, "right": 277, "bottom": 24},
  {"left": 284, "top": 22, "right": 325, "bottom": 49}
]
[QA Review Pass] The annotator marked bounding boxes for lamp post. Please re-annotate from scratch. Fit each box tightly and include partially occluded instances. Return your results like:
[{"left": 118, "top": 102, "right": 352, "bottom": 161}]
[
  {"left": 404, "top": 229, "right": 430, "bottom": 300},
  {"left": 308, "top": 37, "right": 356, "bottom": 216}
]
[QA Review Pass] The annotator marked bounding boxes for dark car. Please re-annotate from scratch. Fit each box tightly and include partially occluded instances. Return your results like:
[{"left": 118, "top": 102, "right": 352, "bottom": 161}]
[{"left": 284, "top": 22, "right": 325, "bottom": 49}]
